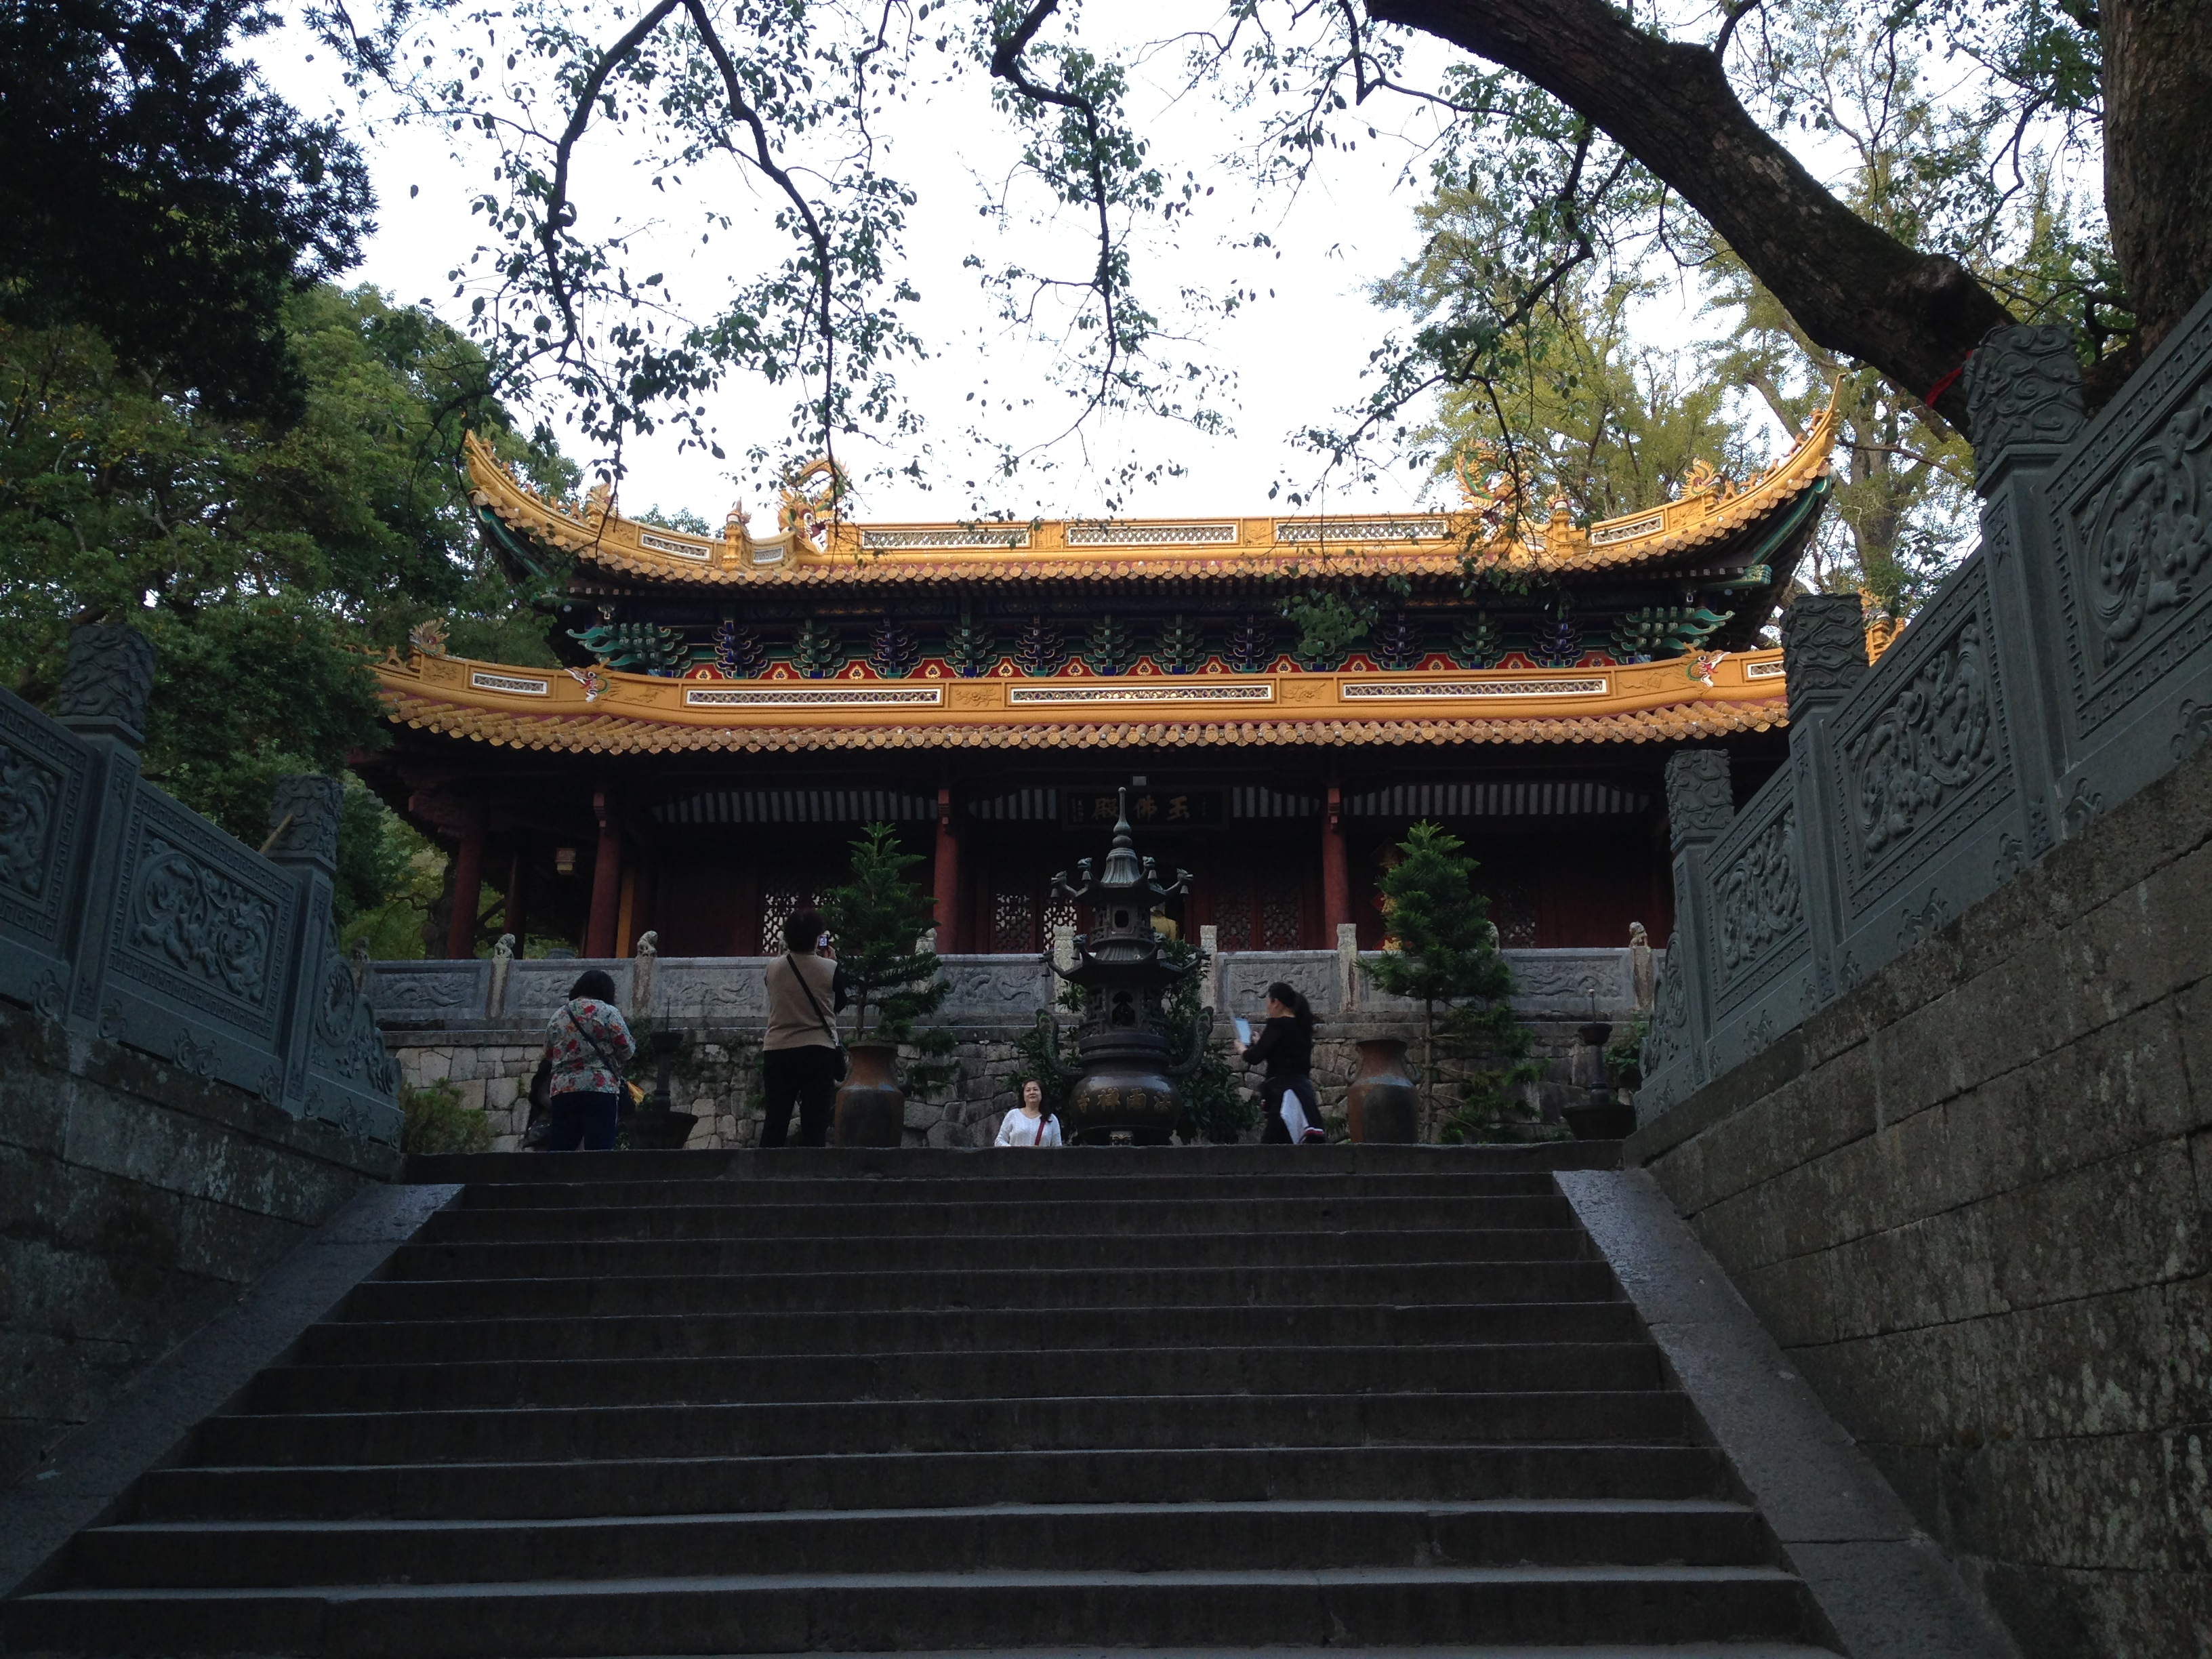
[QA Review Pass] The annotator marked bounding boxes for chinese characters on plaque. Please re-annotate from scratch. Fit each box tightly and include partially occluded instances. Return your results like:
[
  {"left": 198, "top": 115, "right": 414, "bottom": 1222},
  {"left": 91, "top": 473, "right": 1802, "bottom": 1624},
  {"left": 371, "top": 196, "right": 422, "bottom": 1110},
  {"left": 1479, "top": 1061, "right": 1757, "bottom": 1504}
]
[{"left": 1059, "top": 788, "right": 1224, "bottom": 830}]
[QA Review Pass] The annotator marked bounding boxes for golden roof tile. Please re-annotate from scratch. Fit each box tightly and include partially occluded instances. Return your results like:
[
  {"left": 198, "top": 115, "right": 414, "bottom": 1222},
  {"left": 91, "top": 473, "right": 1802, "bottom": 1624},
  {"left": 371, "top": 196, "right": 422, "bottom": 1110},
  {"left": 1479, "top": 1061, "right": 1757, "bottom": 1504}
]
[
  {"left": 462, "top": 392, "right": 1837, "bottom": 590},
  {"left": 377, "top": 649, "right": 1788, "bottom": 755}
]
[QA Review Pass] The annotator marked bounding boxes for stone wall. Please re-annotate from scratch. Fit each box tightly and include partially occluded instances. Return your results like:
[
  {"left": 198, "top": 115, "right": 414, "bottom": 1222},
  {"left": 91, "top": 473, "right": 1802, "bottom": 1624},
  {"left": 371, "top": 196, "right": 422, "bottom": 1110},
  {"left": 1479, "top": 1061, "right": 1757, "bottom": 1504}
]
[
  {"left": 1639, "top": 287, "right": 2212, "bottom": 1124},
  {"left": 393, "top": 1017, "right": 1604, "bottom": 1151},
  {"left": 0, "top": 1000, "right": 399, "bottom": 1486},
  {"left": 1626, "top": 732, "right": 2212, "bottom": 1658}
]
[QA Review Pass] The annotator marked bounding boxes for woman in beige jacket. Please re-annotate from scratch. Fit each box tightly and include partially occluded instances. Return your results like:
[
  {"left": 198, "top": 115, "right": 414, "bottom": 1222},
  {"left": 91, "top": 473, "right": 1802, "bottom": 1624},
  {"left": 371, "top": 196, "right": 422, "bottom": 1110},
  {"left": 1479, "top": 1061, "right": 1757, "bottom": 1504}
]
[{"left": 760, "top": 907, "right": 849, "bottom": 1147}]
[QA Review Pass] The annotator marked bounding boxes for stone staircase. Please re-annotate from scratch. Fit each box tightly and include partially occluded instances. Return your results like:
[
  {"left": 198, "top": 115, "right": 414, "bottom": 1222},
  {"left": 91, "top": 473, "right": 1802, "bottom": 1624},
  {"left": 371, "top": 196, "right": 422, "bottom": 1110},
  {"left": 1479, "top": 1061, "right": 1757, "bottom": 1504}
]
[{"left": 5, "top": 1147, "right": 1839, "bottom": 1656}]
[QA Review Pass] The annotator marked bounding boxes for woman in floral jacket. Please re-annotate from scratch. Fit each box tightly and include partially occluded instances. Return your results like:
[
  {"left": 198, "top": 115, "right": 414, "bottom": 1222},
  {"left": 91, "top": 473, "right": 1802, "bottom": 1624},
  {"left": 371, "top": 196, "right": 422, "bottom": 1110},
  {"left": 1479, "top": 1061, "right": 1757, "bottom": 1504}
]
[{"left": 539, "top": 968, "right": 637, "bottom": 1151}]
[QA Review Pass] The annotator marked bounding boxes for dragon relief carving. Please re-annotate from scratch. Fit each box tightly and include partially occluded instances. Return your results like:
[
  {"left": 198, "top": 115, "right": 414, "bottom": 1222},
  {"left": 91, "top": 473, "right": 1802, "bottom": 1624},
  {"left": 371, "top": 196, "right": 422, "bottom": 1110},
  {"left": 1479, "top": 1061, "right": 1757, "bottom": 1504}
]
[
  {"left": 1715, "top": 809, "right": 1803, "bottom": 977},
  {"left": 1847, "top": 619, "right": 1999, "bottom": 856},
  {"left": 2082, "top": 381, "right": 2212, "bottom": 664},
  {"left": 130, "top": 836, "right": 276, "bottom": 1000},
  {"left": 1964, "top": 322, "right": 2088, "bottom": 458},
  {"left": 311, "top": 926, "right": 401, "bottom": 1094},
  {"left": 0, "top": 741, "right": 61, "bottom": 897},
  {"left": 1641, "top": 951, "right": 1688, "bottom": 1078},
  {"left": 1663, "top": 750, "right": 1734, "bottom": 846}
]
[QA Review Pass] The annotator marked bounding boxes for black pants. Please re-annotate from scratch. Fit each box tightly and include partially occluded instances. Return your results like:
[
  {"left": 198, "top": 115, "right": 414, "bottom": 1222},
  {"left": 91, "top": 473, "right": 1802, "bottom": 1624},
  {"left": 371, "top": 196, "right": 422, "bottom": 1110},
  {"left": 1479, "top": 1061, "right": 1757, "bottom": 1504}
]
[
  {"left": 541, "top": 1090, "right": 620, "bottom": 1151},
  {"left": 1259, "top": 1076, "right": 1319, "bottom": 1143},
  {"left": 760, "top": 1045, "right": 840, "bottom": 1147}
]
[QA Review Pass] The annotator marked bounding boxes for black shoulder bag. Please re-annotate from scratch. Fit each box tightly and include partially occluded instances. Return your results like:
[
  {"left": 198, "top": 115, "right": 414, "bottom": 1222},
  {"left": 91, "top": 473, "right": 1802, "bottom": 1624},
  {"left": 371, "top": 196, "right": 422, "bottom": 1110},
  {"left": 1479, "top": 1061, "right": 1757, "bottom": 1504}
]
[{"left": 786, "top": 954, "right": 848, "bottom": 1082}]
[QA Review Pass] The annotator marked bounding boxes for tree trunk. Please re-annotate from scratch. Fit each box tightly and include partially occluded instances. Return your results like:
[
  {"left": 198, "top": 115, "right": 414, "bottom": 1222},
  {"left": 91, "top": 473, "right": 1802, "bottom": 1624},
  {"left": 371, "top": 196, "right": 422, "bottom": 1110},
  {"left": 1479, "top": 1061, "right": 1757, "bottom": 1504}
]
[
  {"left": 1372, "top": 0, "right": 2020, "bottom": 425},
  {"left": 2104, "top": 0, "right": 2212, "bottom": 360}
]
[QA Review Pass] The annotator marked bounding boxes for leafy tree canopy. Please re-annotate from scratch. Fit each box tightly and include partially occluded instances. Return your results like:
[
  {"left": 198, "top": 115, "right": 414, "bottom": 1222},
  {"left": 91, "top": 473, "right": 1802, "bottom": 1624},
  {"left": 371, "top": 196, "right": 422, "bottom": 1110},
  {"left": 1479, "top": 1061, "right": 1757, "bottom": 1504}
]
[
  {"left": 305, "top": 0, "right": 2203, "bottom": 504},
  {"left": 0, "top": 0, "right": 378, "bottom": 422},
  {"left": 0, "top": 282, "right": 575, "bottom": 905}
]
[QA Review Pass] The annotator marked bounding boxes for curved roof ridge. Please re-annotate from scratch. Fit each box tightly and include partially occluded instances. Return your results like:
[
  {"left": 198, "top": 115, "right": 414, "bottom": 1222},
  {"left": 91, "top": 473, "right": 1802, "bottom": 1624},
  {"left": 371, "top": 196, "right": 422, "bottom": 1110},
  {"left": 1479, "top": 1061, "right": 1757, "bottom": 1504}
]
[{"left": 462, "top": 391, "right": 1839, "bottom": 588}]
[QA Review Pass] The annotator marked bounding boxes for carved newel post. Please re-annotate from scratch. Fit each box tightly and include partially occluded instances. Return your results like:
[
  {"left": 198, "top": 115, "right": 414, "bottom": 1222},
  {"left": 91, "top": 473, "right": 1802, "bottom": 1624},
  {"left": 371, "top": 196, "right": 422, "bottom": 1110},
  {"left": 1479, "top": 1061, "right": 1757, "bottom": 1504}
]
[
  {"left": 1639, "top": 750, "right": 1734, "bottom": 1097},
  {"left": 266, "top": 774, "right": 403, "bottom": 1126},
  {"left": 1778, "top": 594, "right": 1870, "bottom": 1004},
  {"left": 47, "top": 626, "right": 159, "bottom": 1031},
  {"left": 56, "top": 623, "right": 157, "bottom": 754},
  {"left": 1046, "top": 790, "right": 1212, "bottom": 1145},
  {"left": 1965, "top": 323, "right": 2088, "bottom": 849}
]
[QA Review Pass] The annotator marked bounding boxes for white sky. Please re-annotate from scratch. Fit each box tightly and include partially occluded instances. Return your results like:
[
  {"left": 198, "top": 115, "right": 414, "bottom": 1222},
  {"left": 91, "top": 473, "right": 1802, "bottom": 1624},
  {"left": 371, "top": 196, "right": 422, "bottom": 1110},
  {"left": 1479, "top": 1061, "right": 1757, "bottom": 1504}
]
[{"left": 256, "top": 7, "right": 1735, "bottom": 523}]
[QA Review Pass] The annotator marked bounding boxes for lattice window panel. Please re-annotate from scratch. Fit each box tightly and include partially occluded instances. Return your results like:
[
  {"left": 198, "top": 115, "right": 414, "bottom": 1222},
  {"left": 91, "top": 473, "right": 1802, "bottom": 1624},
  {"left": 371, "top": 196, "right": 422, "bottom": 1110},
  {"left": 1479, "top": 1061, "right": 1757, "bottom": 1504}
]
[
  {"left": 1213, "top": 878, "right": 1253, "bottom": 951},
  {"left": 991, "top": 887, "right": 1038, "bottom": 954},
  {"left": 1043, "top": 897, "right": 1078, "bottom": 943},
  {"left": 1485, "top": 878, "right": 1539, "bottom": 948},
  {"left": 1259, "top": 879, "right": 1302, "bottom": 949},
  {"left": 760, "top": 884, "right": 814, "bottom": 952}
]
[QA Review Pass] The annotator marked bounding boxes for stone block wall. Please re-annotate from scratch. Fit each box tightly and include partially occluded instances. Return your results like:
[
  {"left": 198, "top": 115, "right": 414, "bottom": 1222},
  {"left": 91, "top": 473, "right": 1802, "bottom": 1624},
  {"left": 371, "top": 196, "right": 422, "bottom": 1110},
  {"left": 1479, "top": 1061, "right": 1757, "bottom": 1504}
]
[
  {"left": 0, "top": 1001, "right": 400, "bottom": 1487},
  {"left": 1626, "top": 735, "right": 2212, "bottom": 1658},
  {"left": 392, "top": 1018, "right": 1603, "bottom": 1151}
]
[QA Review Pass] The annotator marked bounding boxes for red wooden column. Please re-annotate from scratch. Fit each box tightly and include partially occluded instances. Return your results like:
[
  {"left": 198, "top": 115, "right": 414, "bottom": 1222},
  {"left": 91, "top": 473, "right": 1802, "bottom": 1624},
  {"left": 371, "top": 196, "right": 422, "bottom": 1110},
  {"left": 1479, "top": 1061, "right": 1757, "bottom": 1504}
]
[
  {"left": 932, "top": 785, "right": 962, "bottom": 952},
  {"left": 445, "top": 800, "right": 487, "bottom": 960},
  {"left": 585, "top": 789, "right": 623, "bottom": 959},
  {"left": 1322, "top": 783, "right": 1351, "bottom": 939}
]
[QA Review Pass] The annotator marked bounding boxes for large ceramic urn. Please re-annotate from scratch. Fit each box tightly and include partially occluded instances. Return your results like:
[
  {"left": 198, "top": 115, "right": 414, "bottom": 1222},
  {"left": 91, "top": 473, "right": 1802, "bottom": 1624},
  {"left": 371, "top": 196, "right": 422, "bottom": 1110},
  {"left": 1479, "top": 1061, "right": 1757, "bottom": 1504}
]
[
  {"left": 1047, "top": 791, "right": 1210, "bottom": 1145},
  {"left": 1347, "top": 1036, "right": 1419, "bottom": 1143},
  {"left": 832, "top": 1041, "right": 905, "bottom": 1147}
]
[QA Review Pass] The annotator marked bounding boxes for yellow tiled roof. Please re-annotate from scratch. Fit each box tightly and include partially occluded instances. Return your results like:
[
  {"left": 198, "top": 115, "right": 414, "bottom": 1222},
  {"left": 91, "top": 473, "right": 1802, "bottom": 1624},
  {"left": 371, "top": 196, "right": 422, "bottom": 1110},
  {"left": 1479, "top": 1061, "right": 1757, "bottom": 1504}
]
[
  {"left": 463, "top": 395, "right": 1837, "bottom": 590},
  {"left": 377, "top": 651, "right": 1789, "bottom": 755}
]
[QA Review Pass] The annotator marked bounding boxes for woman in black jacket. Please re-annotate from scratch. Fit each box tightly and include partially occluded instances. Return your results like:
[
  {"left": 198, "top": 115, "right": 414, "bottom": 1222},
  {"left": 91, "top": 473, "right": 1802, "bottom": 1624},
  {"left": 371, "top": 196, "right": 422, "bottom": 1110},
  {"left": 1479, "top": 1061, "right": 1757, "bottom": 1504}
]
[{"left": 1241, "top": 981, "right": 1326, "bottom": 1144}]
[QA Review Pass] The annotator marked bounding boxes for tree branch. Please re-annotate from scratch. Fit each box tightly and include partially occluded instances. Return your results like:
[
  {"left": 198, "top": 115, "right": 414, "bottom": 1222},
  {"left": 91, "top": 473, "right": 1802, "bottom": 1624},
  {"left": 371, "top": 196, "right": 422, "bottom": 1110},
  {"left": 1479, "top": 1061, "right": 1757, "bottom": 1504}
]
[
  {"left": 1368, "top": 0, "right": 2013, "bottom": 426},
  {"left": 682, "top": 0, "right": 839, "bottom": 478}
]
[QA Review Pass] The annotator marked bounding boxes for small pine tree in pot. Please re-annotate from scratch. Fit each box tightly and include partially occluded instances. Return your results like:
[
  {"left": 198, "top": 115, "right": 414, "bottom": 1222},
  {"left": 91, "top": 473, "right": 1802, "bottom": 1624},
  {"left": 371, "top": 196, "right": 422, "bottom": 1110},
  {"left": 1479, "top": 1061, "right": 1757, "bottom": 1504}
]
[
  {"left": 822, "top": 822, "right": 956, "bottom": 1142},
  {"left": 1364, "top": 821, "right": 1538, "bottom": 1142}
]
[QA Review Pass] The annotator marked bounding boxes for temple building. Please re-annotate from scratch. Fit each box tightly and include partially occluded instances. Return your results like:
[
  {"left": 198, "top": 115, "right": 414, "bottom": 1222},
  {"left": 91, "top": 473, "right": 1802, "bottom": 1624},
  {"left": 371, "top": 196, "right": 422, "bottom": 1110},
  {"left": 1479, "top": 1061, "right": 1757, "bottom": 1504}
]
[{"left": 359, "top": 400, "right": 1841, "bottom": 960}]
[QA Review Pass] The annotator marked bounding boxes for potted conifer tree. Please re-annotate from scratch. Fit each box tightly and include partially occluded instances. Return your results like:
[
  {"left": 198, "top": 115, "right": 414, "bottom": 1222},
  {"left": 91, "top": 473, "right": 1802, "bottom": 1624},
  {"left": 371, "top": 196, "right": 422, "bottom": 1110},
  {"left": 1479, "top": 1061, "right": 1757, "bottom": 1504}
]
[
  {"left": 822, "top": 823, "right": 956, "bottom": 1145},
  {"left": 1364, "top": 821, "right": 1538, "bottom": 1143}
]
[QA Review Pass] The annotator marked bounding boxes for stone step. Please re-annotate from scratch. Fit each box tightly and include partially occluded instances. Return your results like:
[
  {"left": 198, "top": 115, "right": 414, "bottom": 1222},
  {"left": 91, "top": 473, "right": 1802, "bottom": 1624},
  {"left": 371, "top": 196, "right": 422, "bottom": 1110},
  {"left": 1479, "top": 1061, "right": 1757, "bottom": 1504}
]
[
  {"left": 384, "top": 1227, "right": 1597, "bottom": 1280},
  {"left": 195, "top": 1390, "right": 1696, "bottom": 1467},
  {"left": 295, "top": 1300, "right": 1647, "bottom": 1365},
  {"left": 418, "top": 1193, "right": 1582, "bottom": 1241},
  {"left": 445, "top": 1169, "right": 1572, "bottom": 1209},
  {"left": 9, "top": 1564, "right": 1817, "bottom": 1655},
  {"left": 69, "top": 1499, "right": 1779, "bottom": 1589},
  {"left": 413, "top": 1143, "right": 1620, "bottom": 1187},
  {"left": 133, "top": 1443, "right": 1743, "bottom": 1522},
  {"left": 243, "top": 1343, "right": 1666, "bottom": 1413},
  {"left": 341, "top": 1259, "right": 1624, "bottom": 1319}
]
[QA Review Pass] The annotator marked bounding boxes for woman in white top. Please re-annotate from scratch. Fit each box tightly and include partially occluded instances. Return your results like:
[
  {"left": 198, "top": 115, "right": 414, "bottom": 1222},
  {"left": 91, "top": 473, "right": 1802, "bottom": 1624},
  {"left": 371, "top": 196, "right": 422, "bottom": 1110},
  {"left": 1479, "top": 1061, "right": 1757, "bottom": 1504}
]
[{"left": 996, "top": 1079, "right": 1063, "bottom": 1147}]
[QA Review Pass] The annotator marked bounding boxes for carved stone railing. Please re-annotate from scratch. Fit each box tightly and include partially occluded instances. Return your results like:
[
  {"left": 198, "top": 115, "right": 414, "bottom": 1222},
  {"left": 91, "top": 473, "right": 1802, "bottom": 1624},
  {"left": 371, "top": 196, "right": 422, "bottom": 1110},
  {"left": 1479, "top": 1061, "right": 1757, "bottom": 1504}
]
[
  {"left": 367, "top": 945, "right": 1651, "bottom": 1033},
  {"left": 0, "top": 626, "right": 401, "bottom": 1142},
  {"left": 1639, "top": 280, "right": 2212, "bottom": 1116}
]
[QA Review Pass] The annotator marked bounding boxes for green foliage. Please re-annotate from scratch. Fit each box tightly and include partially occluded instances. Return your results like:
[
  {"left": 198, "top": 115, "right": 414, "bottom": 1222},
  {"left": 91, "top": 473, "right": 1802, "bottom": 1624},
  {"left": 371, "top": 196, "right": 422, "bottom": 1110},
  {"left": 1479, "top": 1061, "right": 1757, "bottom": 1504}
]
[
  {"left": 792, "top": 619, "right": 843, "bottom": 680},
  {"left": 0, "top": 285, "right": 572, "bottom": 867},
  {"left": 1282, "top": 588, "right": 1374, "bottom": 671},
  {"left": 1163, "top": 939, "right": 1249, "bottom": 1145},
  {"left": 338, "top": 787, "right": 445, "bottom": 960},
  {"left": 1082, "top": 613, "right": 1139, "bottom": 676},
  {"left": 0, "top": 0, "right": 374, "bottom": 423},
  {"left": 400, "top": 1080, "right": 493, "bottom": 1154},
  {"left": 1365, "top": 821, "right": 1535, "bottom": 1142},
  {"left": 1604, "top": 1017, "right": 1647, "bottom": 1086},
  {"left": 822, "top": 822, "right": 956, "bottom": 1097}
]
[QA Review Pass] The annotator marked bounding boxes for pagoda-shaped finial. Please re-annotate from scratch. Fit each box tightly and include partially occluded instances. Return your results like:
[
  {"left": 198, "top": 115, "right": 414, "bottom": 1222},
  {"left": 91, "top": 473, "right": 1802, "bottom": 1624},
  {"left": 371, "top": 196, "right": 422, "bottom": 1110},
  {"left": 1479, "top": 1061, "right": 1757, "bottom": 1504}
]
[{"left": 1101, "top": 787, "right": 1143, "bottom": 888}]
